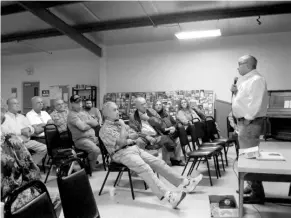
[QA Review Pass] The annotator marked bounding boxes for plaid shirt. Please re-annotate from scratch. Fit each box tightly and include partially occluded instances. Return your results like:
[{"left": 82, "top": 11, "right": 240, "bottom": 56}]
[
  {"left": 50, "top": 110, "right": 69, "bottom": 133},
  {"left": 99, "top": 120, "right": 137, "bottom": 155}
]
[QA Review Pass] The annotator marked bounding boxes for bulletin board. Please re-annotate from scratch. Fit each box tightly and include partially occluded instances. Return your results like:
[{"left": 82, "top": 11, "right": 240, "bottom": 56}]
[{"left": 104, "top": 89, "right": 215, "bottom": 119}]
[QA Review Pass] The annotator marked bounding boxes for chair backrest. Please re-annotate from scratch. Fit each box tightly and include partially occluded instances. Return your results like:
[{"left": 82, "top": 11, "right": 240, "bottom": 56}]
[
  {"left": 4, "top": 180, "right": 57, "bottom": 218},
  {"left": 98, "top": 136, "right": 110, "bottom": 165},
  {"left": 67, "top": 126, "right": 75, "bottom": 146},
  {"left": 57, "top": 159, "right": 100, "bottom": 218},
  {"left": 205, "top": 116, "right": 219, "bottom": 140},
  {"left": 44, "top": 124, "right": 62, "bottom": 157},
  {"left": 226, "top": 116, "right": 235, "bottom": 138}
]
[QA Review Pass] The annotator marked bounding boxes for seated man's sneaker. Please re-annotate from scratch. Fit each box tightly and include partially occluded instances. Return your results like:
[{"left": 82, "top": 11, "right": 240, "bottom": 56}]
[
  {"left": 179, "top": 174, "right": 203, "bottom": 193},
  {"left": 171, "top": 159, "right": 186, "bottom": 166},
  {"left": 164, "top": 191, "right": 186, "bottom": 209}
]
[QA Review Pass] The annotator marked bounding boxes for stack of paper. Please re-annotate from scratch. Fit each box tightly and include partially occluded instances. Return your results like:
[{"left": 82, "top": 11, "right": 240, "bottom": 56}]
[{"left": 257, "top": 152, "right": 285, "bottom": 161}]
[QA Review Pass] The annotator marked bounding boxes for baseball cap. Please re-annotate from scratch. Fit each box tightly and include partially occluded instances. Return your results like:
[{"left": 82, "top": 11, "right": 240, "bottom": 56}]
[{"left": 70, "top": 95, "right": 82, "bottom": 103}]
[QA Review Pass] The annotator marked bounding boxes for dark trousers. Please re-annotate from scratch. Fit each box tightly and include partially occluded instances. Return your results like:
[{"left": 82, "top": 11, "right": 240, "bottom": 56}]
[{"left": 237, "top": 118, "right": 265, "bottom": 196}]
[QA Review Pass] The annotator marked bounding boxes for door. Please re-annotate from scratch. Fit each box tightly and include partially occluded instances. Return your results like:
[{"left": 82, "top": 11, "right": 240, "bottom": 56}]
[{"left": 23, "top": 82, "right": 40, "bottom": 114}]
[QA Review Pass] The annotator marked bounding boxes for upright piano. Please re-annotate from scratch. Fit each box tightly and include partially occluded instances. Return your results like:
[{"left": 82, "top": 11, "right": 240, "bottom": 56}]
[{"left": 265, "top": 90, "right": 291, "bottom": 141}]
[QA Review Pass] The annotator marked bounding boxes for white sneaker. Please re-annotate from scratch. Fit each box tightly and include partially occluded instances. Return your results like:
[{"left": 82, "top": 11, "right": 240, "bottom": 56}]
[
  {"left": 179, "top": 174, "right": 203, "bottom": 193},
  {"left": 164, "top": 191, "right": 186, "bottom": 209}
]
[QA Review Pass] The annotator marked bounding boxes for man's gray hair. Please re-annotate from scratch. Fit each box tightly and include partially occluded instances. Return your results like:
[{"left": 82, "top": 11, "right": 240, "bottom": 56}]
[
  {"left": 102, "top": 101, "right": 116, "bottom": 119},
  {"left": 31, "top": 96, "right": 41, "bottom": 103},
  {"left": 6, "top": 97, "right": 17, "bottom": 105},
  {"left": 242, "top": 55, "right": 258, "bottom": 69},
  {"left": 135, "top": 97, "right": 145, "bottom": 105}
]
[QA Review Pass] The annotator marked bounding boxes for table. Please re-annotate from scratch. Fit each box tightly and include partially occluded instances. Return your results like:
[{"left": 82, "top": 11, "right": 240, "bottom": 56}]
[{"left": 238, "top": 141, "right": 291, "bottom": 218}]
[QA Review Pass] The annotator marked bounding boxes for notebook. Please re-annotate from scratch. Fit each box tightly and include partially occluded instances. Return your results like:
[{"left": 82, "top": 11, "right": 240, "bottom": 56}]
[{"left": 256, "top": 152, "right": 285, "bottom": 161}]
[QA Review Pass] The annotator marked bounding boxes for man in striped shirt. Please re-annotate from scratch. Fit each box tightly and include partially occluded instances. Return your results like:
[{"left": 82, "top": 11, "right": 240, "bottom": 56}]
[{"left": 100, "top": 102, "right": 203, "bottom": 209}]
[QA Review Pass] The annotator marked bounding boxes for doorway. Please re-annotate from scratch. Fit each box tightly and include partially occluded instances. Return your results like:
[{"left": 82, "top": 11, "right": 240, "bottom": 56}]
[{"left": 22, "top": 81, "right": 40, "bottom": 114}]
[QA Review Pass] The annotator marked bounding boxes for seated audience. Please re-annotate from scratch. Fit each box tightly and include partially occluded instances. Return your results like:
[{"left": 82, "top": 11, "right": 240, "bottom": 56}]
[
  {"left": 152, "top": 100, "right": 185, "bottom": 166},
  {"left": 84, "top": 99, "right": 103, "bottom": 137},
  {"left": 2, "top": 98, "right": 47, "bottom": 165},
  {"left": 50, "top": 99, "right": 71, "bottom": 148},
  {"left": 99, "top": 102, "right": 203, "bottom": 208},
  {"left": 129, "top": 97, "right": 178, "bottom": 162},
  {"left": 67, "top": 95, "right": 100, "bottom": 171},
  {"left": 176, "top": 99, "right": 201, "bottom": 126},
  {"left": 84, "top": 99, "right": 103, "bottom": 125},
  {"left": 1, "top": 105, "right": 60, "bottom": 213},
  {"left": 26, "top": 96, "right": 54, "bottom": 144}
]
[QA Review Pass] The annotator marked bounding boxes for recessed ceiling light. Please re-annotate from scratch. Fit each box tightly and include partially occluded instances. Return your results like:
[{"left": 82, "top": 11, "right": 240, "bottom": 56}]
[{"left": 175, "top": 29, "right": 221, "bottom": 40}]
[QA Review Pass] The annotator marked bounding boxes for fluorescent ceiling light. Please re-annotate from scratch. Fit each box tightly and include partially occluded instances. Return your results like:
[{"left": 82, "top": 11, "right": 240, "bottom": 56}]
[{"left": 175, "top": 29, "right": 221, "bottom": 40}]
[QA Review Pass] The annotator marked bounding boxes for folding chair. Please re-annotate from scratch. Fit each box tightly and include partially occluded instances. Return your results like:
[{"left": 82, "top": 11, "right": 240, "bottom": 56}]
[{"left": 4, "top": 180, "right": 57, "bottom": 218}]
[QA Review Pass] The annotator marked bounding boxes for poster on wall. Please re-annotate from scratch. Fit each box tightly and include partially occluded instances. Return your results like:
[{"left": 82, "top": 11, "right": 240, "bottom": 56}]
[
  {"left": 11, "top": 88, "right": 17, "bottom": 98},
  {"left": 42, "top": 90, "right": 50, "bottom": 97}
]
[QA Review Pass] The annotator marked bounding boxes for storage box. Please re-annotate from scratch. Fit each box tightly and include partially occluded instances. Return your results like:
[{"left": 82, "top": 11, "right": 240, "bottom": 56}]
[{"left": 209, "top": 195, "right": 238, "bottom": 218}]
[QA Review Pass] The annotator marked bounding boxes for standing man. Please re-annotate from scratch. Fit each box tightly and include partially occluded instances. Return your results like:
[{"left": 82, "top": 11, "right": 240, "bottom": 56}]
[
  {"left": 67, "top": 95, "right": 100, "bottom": 171},
  {"left": 50, "top": 99, "right": 70, "bottom": 148},
  {"left": 231, "top": 55, "right": 268, "bottom": 204},
  {"left": 2, "top": 98, "right": 47, "bottom": 165},
  {"left": 26, "top": 96, "right": 54, "bottom": 144}
]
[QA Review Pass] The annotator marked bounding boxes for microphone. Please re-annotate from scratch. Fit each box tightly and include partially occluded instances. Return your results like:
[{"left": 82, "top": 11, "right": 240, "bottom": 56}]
[
  {"left": 234, "top": 77, "right": 238, "bottom": 85},
  {"left": 232, "top": 77, "right": 238, "bottom": 97}
]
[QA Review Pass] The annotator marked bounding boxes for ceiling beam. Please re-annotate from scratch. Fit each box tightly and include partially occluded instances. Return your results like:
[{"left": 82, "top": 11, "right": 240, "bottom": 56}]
[
  {"left": 1, "top": 1, "right": 81, "bottom": 16},
  {"left": 16, "top": 1, "right": 102, "bottom": 57},
  {"left": 2, "top": 2, "right": 291, "bottom": 43}
]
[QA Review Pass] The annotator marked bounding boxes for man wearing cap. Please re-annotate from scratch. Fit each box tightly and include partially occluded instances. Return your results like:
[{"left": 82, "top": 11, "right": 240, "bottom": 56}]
[{"left": 67, "top": 95, "right": 100, "bottom": 171}]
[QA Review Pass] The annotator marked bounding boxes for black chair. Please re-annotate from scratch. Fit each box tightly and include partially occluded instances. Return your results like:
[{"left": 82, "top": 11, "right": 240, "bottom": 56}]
[
  {"left": 56, "top": 158, "right": 101, "bottom": 218},
  {"left": 189, "top": 122, "right": 225, "bottom": 174},
  {"left": 67, "top": 127, "right": 92, "bottom": 176},
  {"left": 178, "top": 125, "right": 220, "bottom": 186},
  {"left": 98, "top": 137, "right": 151, "bottom": 200},
  {"left": 204, "top": 116, "right": 231, "bottom": 166},
  {"left": 4, "top": 180, "right": 57, "bottom": 218},
  {"left": 43, "top": 124, "right": 78, "bottom": 183}
]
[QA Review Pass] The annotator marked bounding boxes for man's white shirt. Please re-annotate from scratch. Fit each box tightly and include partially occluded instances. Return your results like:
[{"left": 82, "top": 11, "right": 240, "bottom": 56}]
[{"left": 232, "top": 69, "right": 268, "bottom": 120}]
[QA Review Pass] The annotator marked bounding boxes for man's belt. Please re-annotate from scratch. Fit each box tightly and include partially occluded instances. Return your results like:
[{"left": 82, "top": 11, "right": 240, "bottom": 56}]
[
  {"left": 112, "top": 143, "right": 136, "bottom": 155},
  {"left": 237, "top": 117, "right": 264, "bottom": 122}
]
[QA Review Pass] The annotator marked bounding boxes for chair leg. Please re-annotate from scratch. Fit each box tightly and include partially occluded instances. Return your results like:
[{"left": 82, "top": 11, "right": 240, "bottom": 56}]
[
  {"left": 128, "top": 170, "right": 135, "bottom": 200},
  {"left": 215, "top": 154, "right": 221, "bottom": 177},
  {"left": 44, "top": 163, "right": 53, "bottom": 184},
  {"left": 213, "top": 156, "right": 219, "bottom": 179},
  {"left": 188, "top": 158, "right": 198, "bottom": 176},
  {"left": 223, "top": 146, "right": 228, "bottom": 166},
  {"left": 99, "top": 170, "right": 111, "bottom": 196},
  {"left": 144, "top": 181, "right": 147, "bottom": 190},
  {"left": 195, "top": 158, "right": 202, "bottom": 170},
  {"left": 205, "top": 158, "right": 213, "bottom": 186},
  {"left": 101, "top": 152, "right": 107, "bottom": 171},
  {"left": 42, "top": 154, "right": 47, "bottom": 174},
  {"left": 220, "top": 152, "right": 225, "bottom": 171},
  {"left": 114, "top": 171, "right": 122, "bottom": 187},
  {"left": 181, "top": 158, "right": 190, "bottom": 176}
]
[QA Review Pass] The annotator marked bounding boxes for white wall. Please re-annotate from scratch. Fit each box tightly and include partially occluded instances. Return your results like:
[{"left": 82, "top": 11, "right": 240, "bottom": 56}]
[
  {"left": 1, "top": 48, "right": 100, "bottom": 108},
  {"left": 106, "top": 31, "right": 291, "bottom": 102}
]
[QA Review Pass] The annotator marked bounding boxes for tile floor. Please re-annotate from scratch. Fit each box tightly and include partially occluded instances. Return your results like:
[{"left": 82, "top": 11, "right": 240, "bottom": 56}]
[{"left": 44, "top": 143, "right": 291, "bottom": 218}]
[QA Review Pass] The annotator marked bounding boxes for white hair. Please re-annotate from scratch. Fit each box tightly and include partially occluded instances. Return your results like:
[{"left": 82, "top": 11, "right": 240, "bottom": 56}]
[{"left": 102, "top": 101, "right": 116, "bottom": 119}]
